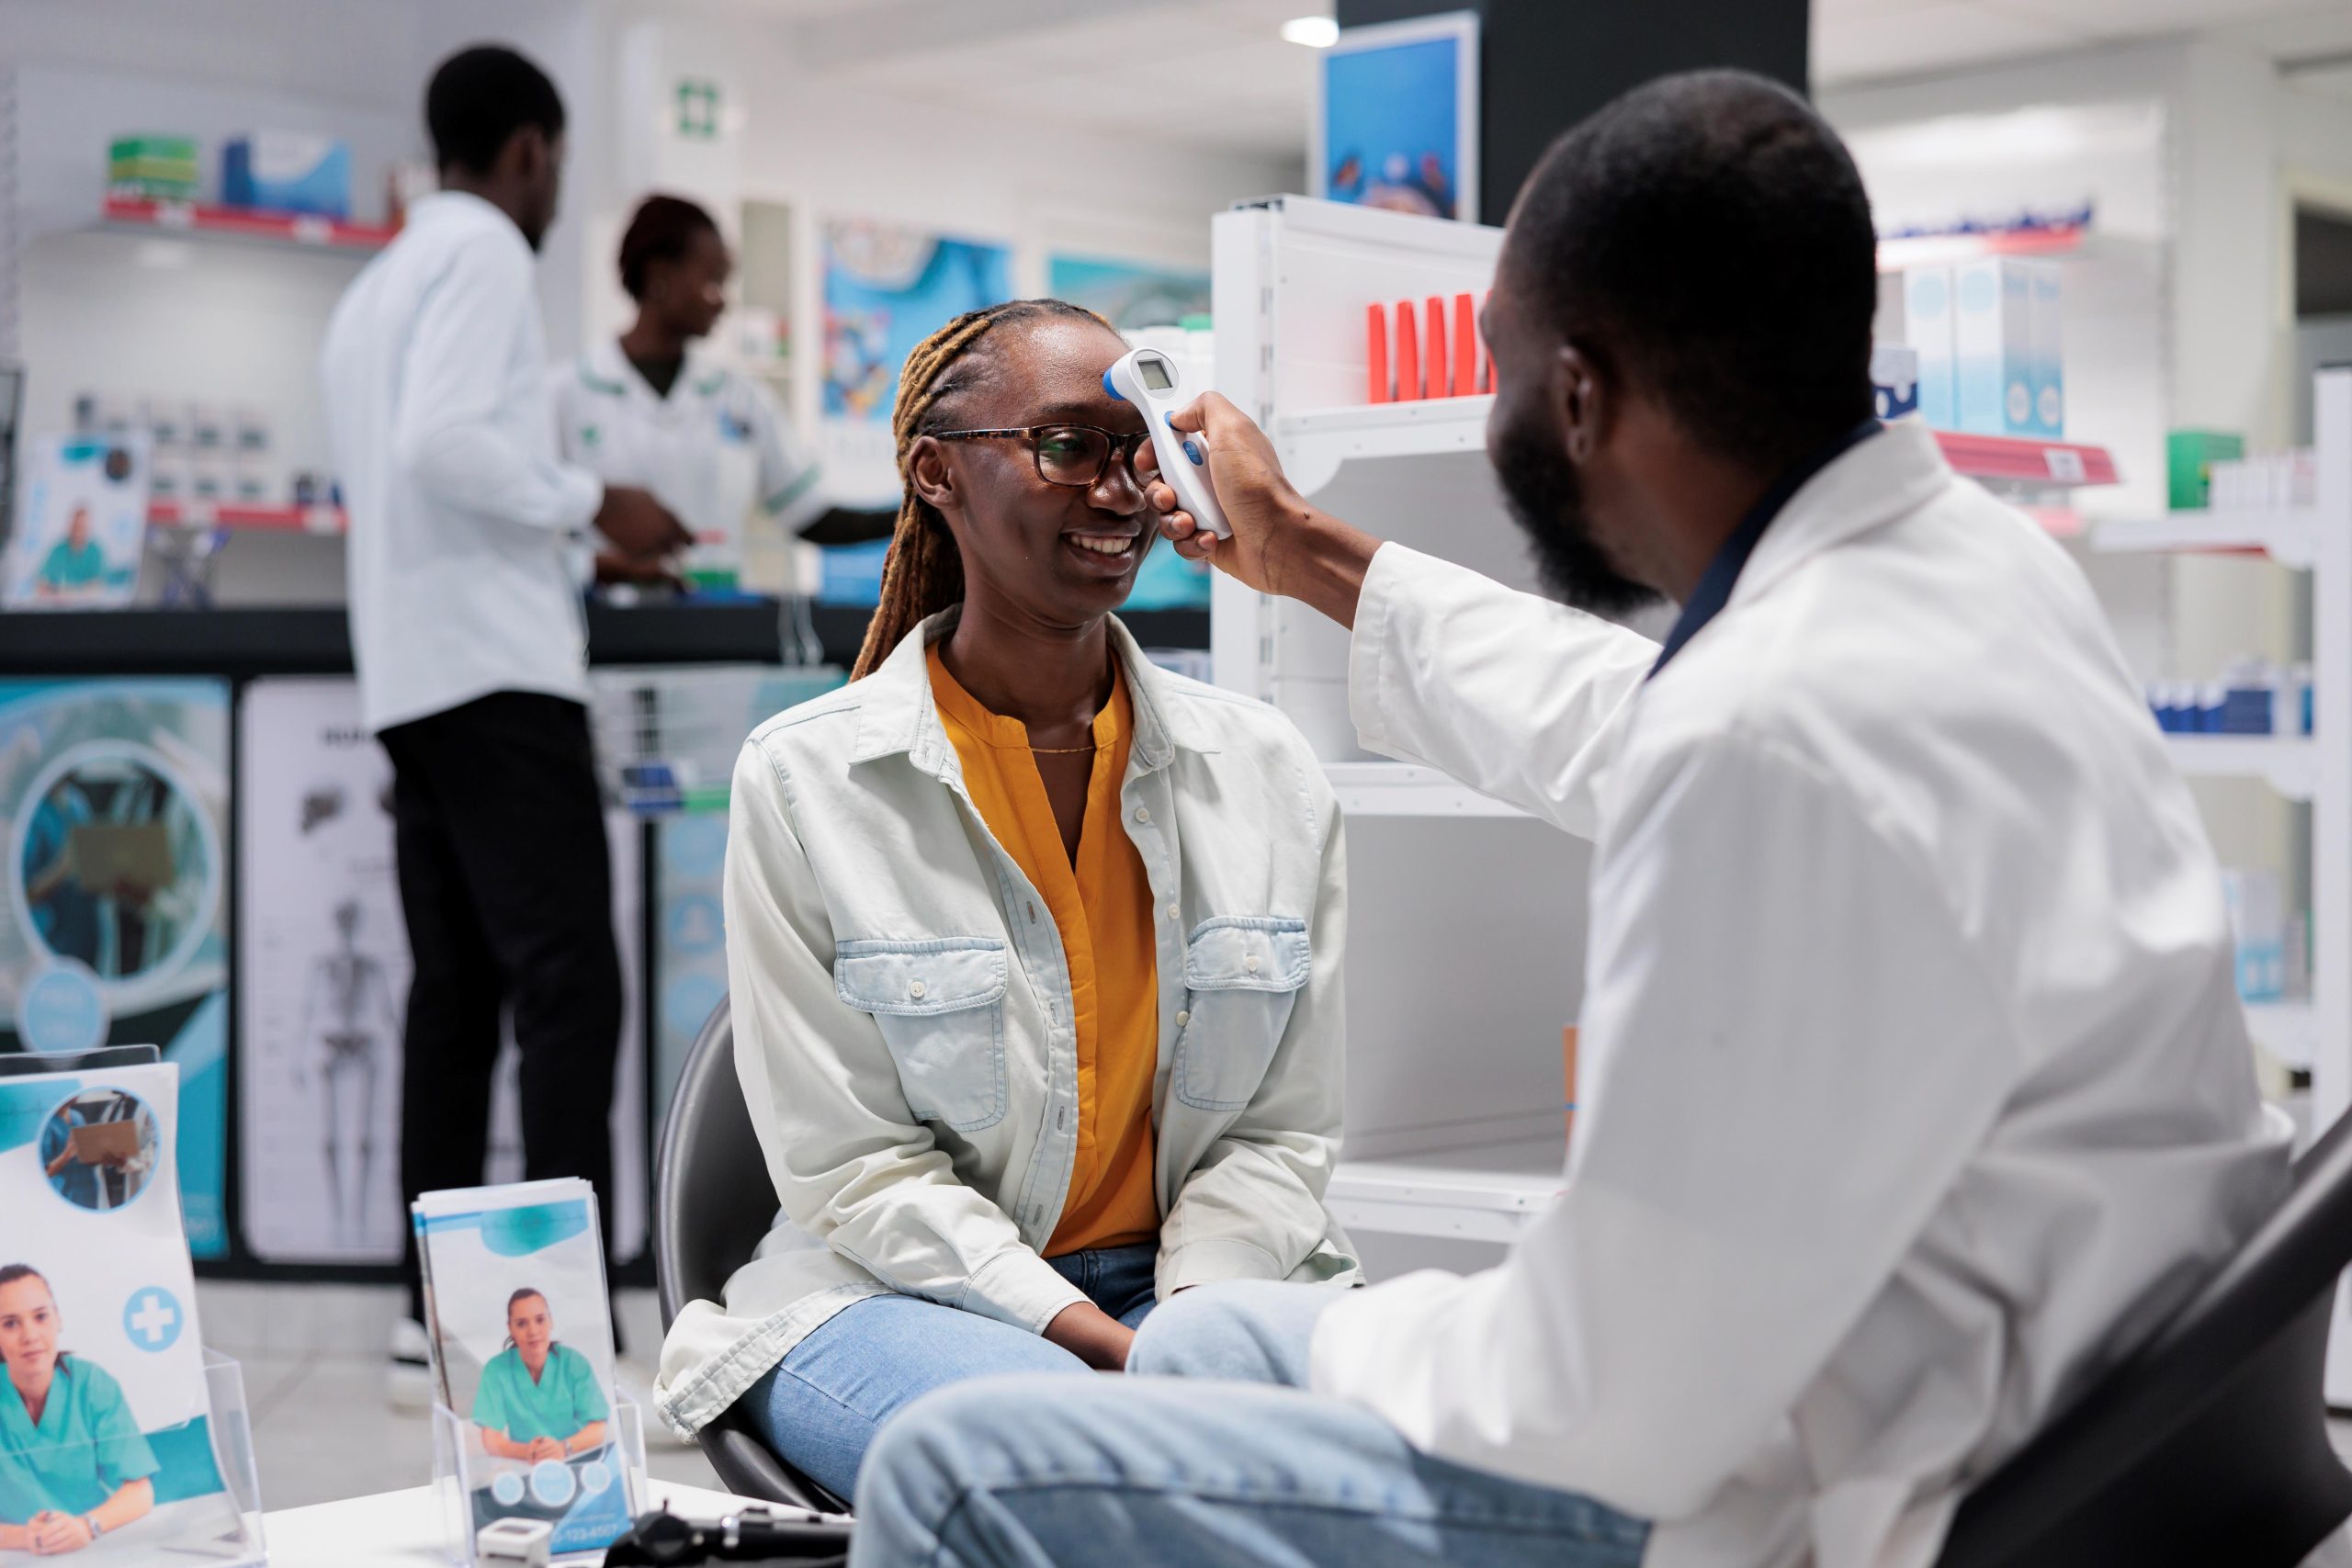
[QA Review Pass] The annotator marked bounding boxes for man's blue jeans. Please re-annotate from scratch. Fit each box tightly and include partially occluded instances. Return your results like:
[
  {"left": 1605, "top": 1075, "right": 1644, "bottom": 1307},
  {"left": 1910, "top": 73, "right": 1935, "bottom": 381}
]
[
  {"left": 850, "top": 1280, "right": 1651, "bottom": 1567},
  {"left": 743, "top": 1244, "right": 1159, "bottom": 1501}
]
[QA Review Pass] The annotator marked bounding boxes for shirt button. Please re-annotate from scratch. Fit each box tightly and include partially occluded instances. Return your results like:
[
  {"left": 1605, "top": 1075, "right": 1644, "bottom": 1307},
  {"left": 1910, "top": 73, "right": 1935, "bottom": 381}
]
[
  {"left": 1165, "top": 902, "right": 1180, "bottom": 921},
  {"left": 1133, "top": 807, "right": 1150, "bottom": 825},
  {"left": 1175, "top": 1010, "right": 1191, "bottom": 1028},
  {"left": 1244, "top": 955, "right": 1261, "bottom": 975},
  {"left": 910, "top": 980, "right": 927, "bottom": 1000}
]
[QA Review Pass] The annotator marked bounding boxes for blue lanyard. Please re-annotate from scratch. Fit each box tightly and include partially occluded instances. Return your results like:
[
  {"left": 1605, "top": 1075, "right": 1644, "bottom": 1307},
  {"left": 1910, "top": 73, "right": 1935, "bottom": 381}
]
[{"left": 1650, "top": 418, "right": 1883, "bottom": 678}]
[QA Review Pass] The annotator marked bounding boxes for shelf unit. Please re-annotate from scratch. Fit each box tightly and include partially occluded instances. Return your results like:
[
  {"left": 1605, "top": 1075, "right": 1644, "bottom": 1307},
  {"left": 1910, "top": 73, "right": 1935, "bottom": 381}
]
[
  {"left": 1211, "top": 198, "right": 1581, "bottom": 1265},
  {"left": 148, "top": 500, "right": 347, "bottom": 535},
  {"left": 2164, "top": 735, "right": 2318, "bottom": 800},
  {"left": 99, "top": 196, "right": 397, "bottom": 254},
  {"left": 2093, "top": 369, "right": 2352, "bottom": 1402},
  {"left": 1327, "top": 1137, "right": 1567, "bottom": 1244},
  {"left": 1275, "top": 394, "right": 2120, "bottom": 505}
]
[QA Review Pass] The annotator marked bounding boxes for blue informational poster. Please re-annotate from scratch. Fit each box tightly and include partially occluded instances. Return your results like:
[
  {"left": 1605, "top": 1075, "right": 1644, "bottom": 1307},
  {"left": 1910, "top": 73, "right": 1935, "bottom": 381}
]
[
  {"left": 821, "top": 221, "right": 1014, "bottom": 424},
  {"left": 1317, "top": 14, "right": 1481, "bottom": 222},
  {"left": 1047, "top": 254, "right": 1211, "bottom": 333},
  {"left": 0, "top": 681, "right": 230, "bottom": 1258}
]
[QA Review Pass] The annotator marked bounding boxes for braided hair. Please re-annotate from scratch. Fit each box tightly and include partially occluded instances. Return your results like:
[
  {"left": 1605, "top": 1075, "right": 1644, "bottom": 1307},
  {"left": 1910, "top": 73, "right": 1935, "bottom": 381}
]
[{"left": 849, "top": 298, "right": 1114, "bottom": 680}]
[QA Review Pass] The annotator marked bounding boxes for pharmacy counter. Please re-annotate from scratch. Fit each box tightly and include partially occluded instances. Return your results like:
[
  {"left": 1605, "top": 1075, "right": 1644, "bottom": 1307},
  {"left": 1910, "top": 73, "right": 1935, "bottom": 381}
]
[{"left": 0, "top": 600, "right": 797, "bottom": 677}]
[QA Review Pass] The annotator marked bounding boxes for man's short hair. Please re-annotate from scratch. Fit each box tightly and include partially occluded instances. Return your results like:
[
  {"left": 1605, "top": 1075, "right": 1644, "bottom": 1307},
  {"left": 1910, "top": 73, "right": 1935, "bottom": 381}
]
[
  {"left": 426, "top": 45, "right": 566, "bottom": 176},
  {"left": 1510, "top": 70, "right": 1877, "bottom": 471}
]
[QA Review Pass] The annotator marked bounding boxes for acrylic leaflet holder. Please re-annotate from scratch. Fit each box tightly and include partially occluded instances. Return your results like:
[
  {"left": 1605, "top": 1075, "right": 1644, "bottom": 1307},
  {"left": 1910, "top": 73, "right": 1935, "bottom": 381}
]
[
  {"left": 432, "top": 1389, "right": 650, "bottom": 1565},
  {"left": 12, "top": 1349, "right": 269, "bottom": 1568}
]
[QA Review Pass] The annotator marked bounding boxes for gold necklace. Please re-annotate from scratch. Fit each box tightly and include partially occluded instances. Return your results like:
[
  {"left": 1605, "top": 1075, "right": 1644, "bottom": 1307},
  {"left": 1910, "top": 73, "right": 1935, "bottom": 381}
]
[{"left": 1028, "top": 741, "right": 1096, "bottom": 755}]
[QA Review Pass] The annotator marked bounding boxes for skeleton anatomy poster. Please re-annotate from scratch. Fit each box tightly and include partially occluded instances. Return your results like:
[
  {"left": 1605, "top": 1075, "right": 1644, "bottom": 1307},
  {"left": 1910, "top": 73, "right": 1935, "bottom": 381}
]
[{"left": 236, "top": 680, "right": 648, "bottom": 1265}]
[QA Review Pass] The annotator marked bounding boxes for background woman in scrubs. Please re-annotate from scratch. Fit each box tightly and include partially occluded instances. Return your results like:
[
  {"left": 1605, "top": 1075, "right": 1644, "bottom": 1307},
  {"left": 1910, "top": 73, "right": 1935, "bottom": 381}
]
[
  {"left": 550, "top": 194, "right": 825, "bottom": 595},
  {"left": 470, "top": 1290, "right": 607, "bottom": 1462},
  {"left": 0, "top": 1265, "right": 156, "bottom": 1555}
]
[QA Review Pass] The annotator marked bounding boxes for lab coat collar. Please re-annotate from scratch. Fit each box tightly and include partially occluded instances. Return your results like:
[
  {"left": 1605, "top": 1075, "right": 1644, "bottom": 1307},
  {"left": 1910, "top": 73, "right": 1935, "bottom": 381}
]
[
  {"left": 583, "top": 335, "right": 723, "bottom": 409},
  {"left": 848, "top": 608, "right": 1209, "bottom": 773},
  {"left": 1727, "top": 416, "right": 1953, "bottom": 611}
]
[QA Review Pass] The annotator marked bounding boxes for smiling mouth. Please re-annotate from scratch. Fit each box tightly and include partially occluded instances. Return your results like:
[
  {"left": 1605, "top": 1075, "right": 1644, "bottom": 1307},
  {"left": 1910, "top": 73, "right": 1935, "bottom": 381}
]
[{"left": 1067, "top": 532, "right": 1139, "bottom": 558}]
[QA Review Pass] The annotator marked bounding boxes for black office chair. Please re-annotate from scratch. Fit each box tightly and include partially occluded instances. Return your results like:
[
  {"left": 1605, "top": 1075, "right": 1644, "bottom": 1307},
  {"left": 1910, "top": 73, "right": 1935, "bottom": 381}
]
[
  {"left": 654, "top": 995, "right": 850, "bottom": 1515},
  {"left": 1937, "top": 1107, "right": 2352, "bottom": 1567}
]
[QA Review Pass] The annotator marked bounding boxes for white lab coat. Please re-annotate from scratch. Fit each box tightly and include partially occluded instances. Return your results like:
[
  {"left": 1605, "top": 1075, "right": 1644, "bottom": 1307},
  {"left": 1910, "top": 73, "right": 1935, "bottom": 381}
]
[
  {"left": 321, "top": 191, "right": 601, "bottom": 734},
  {"left": 1310, "top": 418, "right": 2292, "bottom": 1568},
  {"left": 548, "top": 338, "right": 825, "bottom": 584}
]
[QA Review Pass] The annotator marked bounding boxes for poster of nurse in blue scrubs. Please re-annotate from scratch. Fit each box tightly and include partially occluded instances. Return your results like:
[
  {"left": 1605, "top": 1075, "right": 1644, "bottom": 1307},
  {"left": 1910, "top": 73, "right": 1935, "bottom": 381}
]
[{"left": 0, "top": 1062, "right": 253, "bottom": 1564}]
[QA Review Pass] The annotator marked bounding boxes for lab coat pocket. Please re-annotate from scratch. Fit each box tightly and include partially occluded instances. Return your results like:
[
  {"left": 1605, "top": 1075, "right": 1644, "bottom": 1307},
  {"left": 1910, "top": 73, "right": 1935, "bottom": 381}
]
[
  {"left": 1176, "top": 917, "right": 1311, "bottom": 1112},
  {"left": 835, "top": 938, "right": 1010, "bottom": 1133}
]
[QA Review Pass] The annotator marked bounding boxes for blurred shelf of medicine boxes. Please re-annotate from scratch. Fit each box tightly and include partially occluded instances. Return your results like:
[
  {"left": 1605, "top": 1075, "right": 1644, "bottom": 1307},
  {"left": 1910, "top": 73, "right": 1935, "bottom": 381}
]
[
  {"left": 2092, "top": 373, "right": 2352, "bottom": 1348},
  {"left": 100, "top": 194, "right": 394, "bottom": 254}
]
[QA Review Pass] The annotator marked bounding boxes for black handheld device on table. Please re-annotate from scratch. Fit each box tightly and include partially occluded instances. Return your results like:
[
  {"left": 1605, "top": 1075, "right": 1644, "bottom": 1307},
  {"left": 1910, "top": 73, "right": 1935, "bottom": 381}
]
[{"left": 600, "top": 1505, "right": 852, "bottom": 1567}]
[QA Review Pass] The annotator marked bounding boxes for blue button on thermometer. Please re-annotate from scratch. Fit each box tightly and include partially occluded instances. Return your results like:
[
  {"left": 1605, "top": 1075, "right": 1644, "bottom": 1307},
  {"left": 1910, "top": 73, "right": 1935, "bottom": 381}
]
[{"left": 1103, "top": 348, "right": 1231, "bottom": 539}]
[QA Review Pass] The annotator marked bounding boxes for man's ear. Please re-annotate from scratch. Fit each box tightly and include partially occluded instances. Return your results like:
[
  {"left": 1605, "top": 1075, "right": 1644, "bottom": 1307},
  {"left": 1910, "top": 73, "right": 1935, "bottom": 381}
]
[
  {"left": 1555, "top": 342, "right": 1609, "bottom": 465},
  {"left": 503, "top": 124, "right": 548, "bottom": 185},
  {"left": 907, "top": 435, "right": 956, "bottom": 515}
]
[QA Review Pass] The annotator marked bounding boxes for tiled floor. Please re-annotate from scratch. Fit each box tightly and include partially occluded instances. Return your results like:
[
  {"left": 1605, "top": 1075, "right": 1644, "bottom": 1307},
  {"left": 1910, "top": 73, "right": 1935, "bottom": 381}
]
[{"left": 197, "top": 1280, "right": 719, "bottom": 1512}]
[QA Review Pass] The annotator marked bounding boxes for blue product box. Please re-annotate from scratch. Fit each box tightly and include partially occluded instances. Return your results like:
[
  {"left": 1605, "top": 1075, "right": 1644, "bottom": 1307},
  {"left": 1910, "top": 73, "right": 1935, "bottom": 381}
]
[
  {"left": 1871, "top": 344, "right": 1919, "bottom": 421},
  {"left": 1902, "top": 266, "right": 1956, "bottom": 430},
  {"left": 221, "top": 131, "right": 351, "bottom": 219},
  {"left": 1953, "top": 258, "right": 2036, "bottom": 436},
  {"left": 2028, "top": 263, "right": 2064, "bottom": 437}
]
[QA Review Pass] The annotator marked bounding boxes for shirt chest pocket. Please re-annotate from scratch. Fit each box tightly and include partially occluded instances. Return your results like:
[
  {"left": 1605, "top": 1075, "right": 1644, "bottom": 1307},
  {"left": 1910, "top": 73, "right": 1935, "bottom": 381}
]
[
  {"left": 1176, "top": 917, "right": 1311, "bottom": 1112},
  {"left": 834, "top": 938, "right": 1010, "bottom": 1133}
]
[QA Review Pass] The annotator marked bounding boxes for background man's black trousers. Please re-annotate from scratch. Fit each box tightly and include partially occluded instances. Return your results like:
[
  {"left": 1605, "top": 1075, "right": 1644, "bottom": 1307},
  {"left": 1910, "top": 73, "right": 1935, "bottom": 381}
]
[{"left": 380, "top": 691, "right": 623, "bottom": 1332}]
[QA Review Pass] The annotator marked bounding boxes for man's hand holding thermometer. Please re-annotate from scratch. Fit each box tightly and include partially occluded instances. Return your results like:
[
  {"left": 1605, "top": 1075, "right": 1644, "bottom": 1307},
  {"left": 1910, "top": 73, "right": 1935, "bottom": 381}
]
[{"left": 1139, "top": 387, "right": 1387, "bottom": 632}]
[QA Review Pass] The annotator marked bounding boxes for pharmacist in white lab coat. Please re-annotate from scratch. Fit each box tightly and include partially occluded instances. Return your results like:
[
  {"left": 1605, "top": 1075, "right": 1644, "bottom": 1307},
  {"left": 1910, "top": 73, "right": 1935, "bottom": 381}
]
[
  {"left": 851, "top": 72, "right": 2294, "bottom": 1568},
  {"left": 552, "top": 194, "right": 824, "bottom": 592}
]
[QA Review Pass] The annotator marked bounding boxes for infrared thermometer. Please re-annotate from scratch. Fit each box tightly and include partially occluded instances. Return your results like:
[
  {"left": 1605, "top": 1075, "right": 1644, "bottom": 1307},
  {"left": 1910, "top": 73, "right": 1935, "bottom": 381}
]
[{"left": 1104, "top": 347, "right": 1231, "bottom": 539}]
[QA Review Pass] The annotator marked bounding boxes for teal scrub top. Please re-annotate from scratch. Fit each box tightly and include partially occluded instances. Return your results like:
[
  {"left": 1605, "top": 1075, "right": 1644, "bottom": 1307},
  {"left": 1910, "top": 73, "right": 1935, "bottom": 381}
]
[
  {"left": 0, "top": 1357, "right": 159, "bottom": 1524},
  {"left": 470, "top": 1344, "right": 608, "bottom": 1444},
  {"left": 38, "top": 538, "right": 107, "bottom": 591}
]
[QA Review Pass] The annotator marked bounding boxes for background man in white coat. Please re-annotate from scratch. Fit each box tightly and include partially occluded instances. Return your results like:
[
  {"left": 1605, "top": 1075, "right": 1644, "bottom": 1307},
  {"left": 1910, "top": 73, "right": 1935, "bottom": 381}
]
[
  {"left": 848, "top": 71, "right": 2292, "bottom": 1568},
  {"left": 322, "top": 45, "right": 690, "bottom": 1400}
]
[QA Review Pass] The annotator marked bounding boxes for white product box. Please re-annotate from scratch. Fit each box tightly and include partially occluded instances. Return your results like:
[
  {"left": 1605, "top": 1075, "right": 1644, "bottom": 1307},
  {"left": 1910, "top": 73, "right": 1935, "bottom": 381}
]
[
  {"left": 1954, "top": 258, "right": 2036, "bottom": 436},
  {"left": 1870, "top": 344, "right": 1919, "bottom": 421},
  {"left": 1902, "top": 266, "right": 1957, "bottom": 430},
  {"left": 2027, "top": 263, "right": 2064, "bottom": 437}
]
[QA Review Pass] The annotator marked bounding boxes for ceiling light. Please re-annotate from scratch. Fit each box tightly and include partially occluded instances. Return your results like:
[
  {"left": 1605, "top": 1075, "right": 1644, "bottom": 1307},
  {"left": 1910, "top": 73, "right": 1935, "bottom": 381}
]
[{"left": 1281, "top": 17, "right": 1339, "bottom": 48}]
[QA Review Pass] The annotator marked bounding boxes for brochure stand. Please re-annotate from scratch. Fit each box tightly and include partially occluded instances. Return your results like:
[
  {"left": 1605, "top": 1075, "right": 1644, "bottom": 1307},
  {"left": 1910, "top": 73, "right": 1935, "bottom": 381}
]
[
  {"left": 202, "top": 1348, "right": 270, "bottom": 1566},
  {"left": 431, "top": 1389, "right": 650, "bottom": 1566}
]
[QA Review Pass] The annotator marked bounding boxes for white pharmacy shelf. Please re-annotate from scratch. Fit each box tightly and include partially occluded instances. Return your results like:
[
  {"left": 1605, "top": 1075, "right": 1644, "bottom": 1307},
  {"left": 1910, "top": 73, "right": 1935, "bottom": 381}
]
[
  {"left": 1274, "top": 399, "right": 1491, "bottom": 492},
  {"left": 2091, "top": 507, "right": 2324, "bottom": 568},
  {"left": 1328, "top": 1135, "right": 1567, "bottom": 1243},
  {"left": 1324, "top": 761, "right": 1527, "bottom": 818},
  {"left": 2164, "top": 734, "right": 2318, "bottom": 800},
  {"left": 2246, "top": 999, "right": 2317, "bottom": 1073}
]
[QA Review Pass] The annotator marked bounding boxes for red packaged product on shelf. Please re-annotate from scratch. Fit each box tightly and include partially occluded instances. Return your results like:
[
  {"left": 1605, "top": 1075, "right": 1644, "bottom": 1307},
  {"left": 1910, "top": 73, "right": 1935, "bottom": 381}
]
[
  {"left": 1424, "top": 297, "right": 1449, "bottom": 399},
  {"left": 1396, "top": 301, "right": 1420, "bottom": 401},
  {"left": 1367, "top": 302, "right": 1390, "bottom": 404},
  {"left": 1453, "top": 293, "right": 1477, "bottom": 400}
]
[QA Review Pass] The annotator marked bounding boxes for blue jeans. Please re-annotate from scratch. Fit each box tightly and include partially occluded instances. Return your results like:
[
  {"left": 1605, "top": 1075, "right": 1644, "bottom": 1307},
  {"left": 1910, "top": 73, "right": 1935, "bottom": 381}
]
[
  {"left": 852, "top": 1280, "right": 1651, "bottom": 1568},
  {"left": 742, "top": 1243, "right": 1159, "bottom": 1501}
]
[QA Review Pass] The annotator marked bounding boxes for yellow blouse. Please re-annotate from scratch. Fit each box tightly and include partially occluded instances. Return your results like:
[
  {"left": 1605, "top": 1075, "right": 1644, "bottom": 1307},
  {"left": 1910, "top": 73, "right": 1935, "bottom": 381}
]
[{"left": 927, "top": 645, "right": 1160, "bottom": 1256}]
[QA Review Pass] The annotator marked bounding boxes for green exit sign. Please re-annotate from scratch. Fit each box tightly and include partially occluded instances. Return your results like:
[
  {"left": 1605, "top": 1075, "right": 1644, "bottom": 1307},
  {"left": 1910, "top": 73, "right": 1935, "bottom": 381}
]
[{"left": 675, "top": 79, "right": 719, "bottom": 140}]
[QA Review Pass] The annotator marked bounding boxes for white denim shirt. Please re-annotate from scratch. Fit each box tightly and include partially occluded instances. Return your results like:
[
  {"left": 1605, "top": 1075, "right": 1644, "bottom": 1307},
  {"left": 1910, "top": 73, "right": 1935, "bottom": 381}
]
[
  {"left": 1311, "top": 420, "right": 2292, "bottom": 1568},
  {"left": 656, "top": 613, "right": 1359, "bottom": 1437}
]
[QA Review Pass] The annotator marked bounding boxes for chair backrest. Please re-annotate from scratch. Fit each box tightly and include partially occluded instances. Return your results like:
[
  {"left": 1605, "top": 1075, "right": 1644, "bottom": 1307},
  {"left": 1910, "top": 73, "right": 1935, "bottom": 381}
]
[
  {"left": 654, "top": 994, "right": 779, "bottom": 1329},
  {"left": 1937, "top": 1110, "right": 2352, "bottom": 1566}
]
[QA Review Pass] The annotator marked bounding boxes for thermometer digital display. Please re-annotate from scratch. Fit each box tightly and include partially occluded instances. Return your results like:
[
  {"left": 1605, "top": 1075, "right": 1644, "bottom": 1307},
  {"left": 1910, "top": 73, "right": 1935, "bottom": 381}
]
[{"left": 1104, "top": 347, "right": 1231, "bottom": 539}]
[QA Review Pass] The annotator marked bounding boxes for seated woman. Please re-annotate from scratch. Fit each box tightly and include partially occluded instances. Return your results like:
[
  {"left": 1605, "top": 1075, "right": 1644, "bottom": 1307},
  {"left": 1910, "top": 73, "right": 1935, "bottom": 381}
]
[
  {"left": 472, "top": 1290, "right": 608, "bottom": 1462},
  {"left": 0, "top": 1265, "right": 157, "bottom": 1555},
  {"left": 654, "top": 299, "right": 1357, "bottom": 1501}
]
